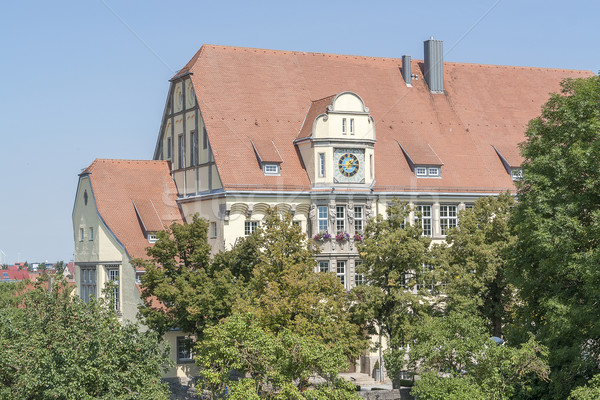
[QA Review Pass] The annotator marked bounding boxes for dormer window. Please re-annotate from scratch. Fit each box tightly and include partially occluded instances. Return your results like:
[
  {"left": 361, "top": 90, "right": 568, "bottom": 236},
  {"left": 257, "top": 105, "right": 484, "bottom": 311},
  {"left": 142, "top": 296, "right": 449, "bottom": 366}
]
[
  {"left": 148, "top": 233, "right": 158, "bottom": 243},
  {"left": 263, "top": 163, "right": 280, "bottom": 175},
  {"left": 511, "top": 168, "right": 523, "bottom": 180},
  {"left": 415, "top": 166, "right": 441, "bottom": 177}
]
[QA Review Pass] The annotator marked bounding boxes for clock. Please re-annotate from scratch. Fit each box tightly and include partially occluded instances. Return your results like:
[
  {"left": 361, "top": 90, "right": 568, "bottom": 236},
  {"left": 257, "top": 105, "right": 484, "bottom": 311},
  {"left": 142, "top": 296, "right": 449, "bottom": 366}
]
[
  {"left": 334, "top": 148, "right": 365, "bottom": 183},
  {"left": 338, "top": 153, "right": 359, "bottom": 177}
]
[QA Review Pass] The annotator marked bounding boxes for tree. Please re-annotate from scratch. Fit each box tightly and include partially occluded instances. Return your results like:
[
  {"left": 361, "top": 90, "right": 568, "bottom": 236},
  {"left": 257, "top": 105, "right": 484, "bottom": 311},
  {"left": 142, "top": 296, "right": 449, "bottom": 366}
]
[
  {"left": 55, "top": 260, "right": 66, "bottom": 275},
  {"left": 351, "top": 199, "right": 438, "bottom": 380},
  {"left": 0, "top": 280, "right": 170, "bottom": 399},
  {"left": 134, "top": 215, "right": 241, "bottom": 339},
  {"left": 195, "top": 210, "right": 365, "bottom": 398},
  {"left": 510, "top": 75, "right": 600, "bottom": 397},
  {"left": 443, "top": 193, "right": 516, "bottom": 337},
  {"left": 409, "top": 312, "right": 550, "bottom": 400}
]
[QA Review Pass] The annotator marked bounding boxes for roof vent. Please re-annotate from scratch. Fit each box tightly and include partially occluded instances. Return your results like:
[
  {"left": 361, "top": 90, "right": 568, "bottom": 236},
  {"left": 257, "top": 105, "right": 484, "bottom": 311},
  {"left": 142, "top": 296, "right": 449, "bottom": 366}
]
[
  {"left": 402, "top": 55, "right": 412, "bottom": 87},
  {"left": 424, "top": 38, "right": 444, "bottom": 94}
]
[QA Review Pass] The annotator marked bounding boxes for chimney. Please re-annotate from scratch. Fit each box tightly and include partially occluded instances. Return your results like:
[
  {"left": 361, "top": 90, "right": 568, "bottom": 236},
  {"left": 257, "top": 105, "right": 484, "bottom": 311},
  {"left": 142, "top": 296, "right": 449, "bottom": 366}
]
[
  {"left": 402, "top": 55, "right": 412, "bottom": 87},
  {"left": 424, "top": 37, "right": 444, "bottom": 94}
]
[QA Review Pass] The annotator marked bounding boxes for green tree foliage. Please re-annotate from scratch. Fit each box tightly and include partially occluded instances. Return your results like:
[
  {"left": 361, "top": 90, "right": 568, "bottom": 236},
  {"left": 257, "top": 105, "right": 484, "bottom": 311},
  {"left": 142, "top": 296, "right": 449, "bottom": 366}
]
[
  {"left": 510, "top": 75, "right": 600, "bottom": 397},
  {"left": 568, "top": 374, "right": 600, "bottom": 400},
  {"left": 444, "top": 193, "right": 516, "bottom": 337},
  {"left": 409, "top": 312, "right": 550, "bottom": 400},
  {"left": 134, "top": 215, "right": 240, "bottom": 338},
  {"left": 195, "top": 211, "right": 365, "bottom": 398},
  {"left": 351, "top": 199, "right": 437, "bottom": 378},
  {"left": 0, "top": 280, "right": 170, "bottom": 399},
  {"left": 54, "top": 260, "right": 66, "bottom": 275}
]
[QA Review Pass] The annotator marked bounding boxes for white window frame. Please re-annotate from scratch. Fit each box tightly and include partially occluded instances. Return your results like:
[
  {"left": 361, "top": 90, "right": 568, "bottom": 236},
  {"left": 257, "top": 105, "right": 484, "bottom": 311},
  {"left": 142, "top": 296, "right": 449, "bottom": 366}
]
[
  {"left": 79, "top": 227, "right": 84, "bottom": 242},
  {"left": 337, "top": 261, "right": 346, "bottom": 288},
  {"left": 210, "top": 222, "right": 217, "bottom": 239},
  {"left": 428, "top": 167, "right": 439, "bottom": 176},
  {"left": 318, "top": 206, "right": 328, "bottom": 232},
  {"left": 415, "top": 166, "right": 441, "bottom": 177},
  {"left": 342, "top": 118, "right": 347, "bottom": 135},
  {"left": 349, "top": 118, "right": 354, "bottom": 135},
  {"left": 88, "top": 227, "right": 94, "bottom": 241},
  {"left": 440, "top": 205, "right": 458, "bottom": 236},
  {"left": 336, "top": 206, "right": 345, "bottom": 232},
  {"left": 415, "top": 205, "right": 432, "bottom": 237},
  {"left": 148, "top": 233, "right": 158, "bottom": 243},
  {"left": 355, "top": 260, "right": 364, "bottom": 286},
  {"left": 244, "top": 221, "right": 258, "bottom": 236},
  {"left": 415, "top": 167, "right": 427, "bottom": 176},
  {"left": 263, "top": 163, "right": 280, "bottom": 175},
  {"left": 511, "top": 168, "right": 523, "bottom": 180},
  {"left": 177, "top": 336, "right": 194, "bottom": 363},
  {"left": 318, "top": 153, "right": 326, "bottom": 178},
  {"left": 107, "top": 266, "right": 120, "bottom": 311},
  {"left": 354, "top": 206, "right": 364, "bottom": 233},
  {"left": 319, "top": 261, "right": 329, "bottom": 273},
  {"left": 416, "top": 264, "right": 434, "bottom": 291}
]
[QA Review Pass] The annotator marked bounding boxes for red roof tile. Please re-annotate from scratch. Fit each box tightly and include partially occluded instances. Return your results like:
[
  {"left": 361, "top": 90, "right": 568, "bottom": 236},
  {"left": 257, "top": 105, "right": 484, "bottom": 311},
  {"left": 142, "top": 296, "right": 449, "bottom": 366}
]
[
  {"left": 82, "top": 159, "right": 182, "bottom": 261},
  {"left": 182, "top": 45, "right": 594, "bottom": 193}
]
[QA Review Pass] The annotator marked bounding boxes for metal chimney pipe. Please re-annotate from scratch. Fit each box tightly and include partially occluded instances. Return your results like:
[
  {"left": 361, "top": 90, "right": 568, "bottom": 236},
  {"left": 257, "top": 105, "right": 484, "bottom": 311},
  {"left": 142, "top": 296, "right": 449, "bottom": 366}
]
[
  {"left": 402, "top": 55, "right": 412, "bottom": 86},
  {"left": 424, "top": 38, "right": 444, "bottom": 94}
]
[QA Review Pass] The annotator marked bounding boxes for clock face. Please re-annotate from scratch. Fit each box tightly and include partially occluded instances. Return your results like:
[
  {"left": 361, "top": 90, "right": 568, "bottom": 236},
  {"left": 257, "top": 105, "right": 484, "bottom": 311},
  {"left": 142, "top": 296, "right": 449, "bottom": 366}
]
[
  {"left": 338, "top": 153, "right": 359, "bottom": 177},
  {"left": 333, "top": 148, "right": 365, "bottom": 183}
]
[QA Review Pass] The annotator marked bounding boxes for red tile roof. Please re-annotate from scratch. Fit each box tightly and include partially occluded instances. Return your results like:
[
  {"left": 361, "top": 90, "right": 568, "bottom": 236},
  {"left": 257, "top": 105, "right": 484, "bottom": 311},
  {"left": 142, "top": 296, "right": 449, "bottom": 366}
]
[
  {"left": 182, "top": 44, "right": 594, "bottom": 193},
  {"left": 82, "top": 159, "right": 182, "bottom": 261}
]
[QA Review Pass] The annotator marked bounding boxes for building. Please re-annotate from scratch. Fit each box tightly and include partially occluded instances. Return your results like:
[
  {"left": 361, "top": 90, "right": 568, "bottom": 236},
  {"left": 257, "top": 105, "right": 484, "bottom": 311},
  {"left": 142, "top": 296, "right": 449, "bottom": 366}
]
[
  {"left": 73, "top": 39, "right": 594, "bottom": 380},
  {"left": 72, "top": 159, "right": 197, "bottom": 380}
]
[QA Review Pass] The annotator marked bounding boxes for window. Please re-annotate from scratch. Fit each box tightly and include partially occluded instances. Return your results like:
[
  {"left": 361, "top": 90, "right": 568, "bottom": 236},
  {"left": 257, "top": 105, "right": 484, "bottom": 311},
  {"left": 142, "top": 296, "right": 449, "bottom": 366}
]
[
  {"left": 263, "top": 163, "right": 280, "bottom": 175},
  {"left": 319, "top": 261, "right": 329, "bottom": 273},
  {"left": 336, "top": 206, "right": 345, "bottom": 232},
  {"left": 80, "top": 267, "right": 96, "bottom": 303},
  {"left": 318, "top": 153, "right": 325, "bottom": 177},
  {"left": 88, "top": 227, "right": 94, "bottom": 241},
  {"left": 440, "top": 205, "right": 458, "bottom": 235},
  {"left": 210, "top": 222, "right": 217, "bottom": 238},
  {"left": 342, "top": 118, "right": 347, "bottom": 134},
  {"left": 355, "top": 261, "right": 364, "bottom": 286},
  {"left": 167, "top": 137, "right": 172, "bottom": 159},
  {"left": 178, "top": 135, "right": 184, "bottom": 169},
  {"left": 292, "top": 221, "right": 301, "bottom": 230},
  {"left": 177, "top": 337, "right": 194, "bottom": 363},
  {"left": 190, "top": 131, "right": 198, "bottom": 166},
  {"left": 511, "top": 168, "right": 523, "bottom": 180},
  {"left": 416, "top": 264, "right": 434, "bottom": 291},
  {"left": 318, "top": 206, "right": 328, "bottom": 232},
  {"left": 107, "top": 266, "right": 119, "bottom": 311},
  {"left": 349, "top": 118, "right": 354, "bottom": 135},
  {"left": 202, "top": 127, "right": 208, "bottom": 150},
  {"left": 244, "top": 221, "right": 258, "bottom": 236},
  {"left": 415, "top": 166, "right": 441, "bottom": 177},
  {"left": 464, "top": 204, "right": 474, "bottom": 211},
  {"left": 148, "top": 233, "right": 158, "bottom": 243},
  {"left": 354, "top": 206, "right": 364, "bottom": 233},
  {"left": 337, "top": 261, "right": 346, "bottom": 288},
  {"left": 415, "top": 205, "right": 432, "bottom": 237},
  {"left": 370, "top": 154, "right": 374, "bottom": 179},
  {"left": 79, "top": 228, "right": 84, "bottom": 242}
]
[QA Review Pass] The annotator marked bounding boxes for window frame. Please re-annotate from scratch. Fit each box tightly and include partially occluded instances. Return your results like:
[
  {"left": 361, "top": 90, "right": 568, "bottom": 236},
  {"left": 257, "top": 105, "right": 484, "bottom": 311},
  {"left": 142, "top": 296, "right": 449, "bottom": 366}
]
[
  {"left": 440, "top": 204, "right": 458, "bottom": 236},
  {"left": 415, "top": 205, "right": 432, "bottom": 237},
  {"left": 263, "top": 163, "right": 280, "bottom": 175},
  {"left": 319, "top": 261, "right": 330, "bottom": 273},
  {"left": 190, "top": 130, "right": 198, "bottom": 166},
  {"left": 342, "top": 118, "right": 347, "bottom": 135},
  {"left": 244, "top": 221, "right": 258, "bottom": 236},
  {"left": 355, "top": 260, "right": 364, "bottom": 286},
  {"left": 176, "top": 336, "right": 194, "bottom": 364},
  {"left": 349, "top": 118, "right": 354, "bottom": 135},
  {"left": 354, "top": 206, "right": 364, "bottom": 233},
  {"left": 106, "top": 266, "right": 120, "bottom": 311},
  {"left": 88, "top": 227, "right": 94, "bottom": 241},
  {"left": 317, "top": 206, "right": 328, "bottom": 232},
  {"left": 80, "top": 266, "right": 96, "bottom": 303},
  {"left": 178, "top": 134, "right": 184, "bottom": 169},
  {"left": 337, "top": 261, "right": 346, "bottom": 288},
  {"left": 210, "top": 222, "right": 217, "bottom": 239},
  {"left": 336, "top": 206, "right": 345, "bottom": 232},
  {"left": 318, "top": 153, "right": 326, "bottom": 178}
]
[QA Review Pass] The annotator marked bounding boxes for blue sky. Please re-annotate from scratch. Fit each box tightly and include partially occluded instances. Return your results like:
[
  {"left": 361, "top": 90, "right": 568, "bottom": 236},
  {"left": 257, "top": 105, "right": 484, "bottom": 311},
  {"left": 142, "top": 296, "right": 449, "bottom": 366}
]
[{"left": 0, "top": 0, "right": 598, "bottom": 265}]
